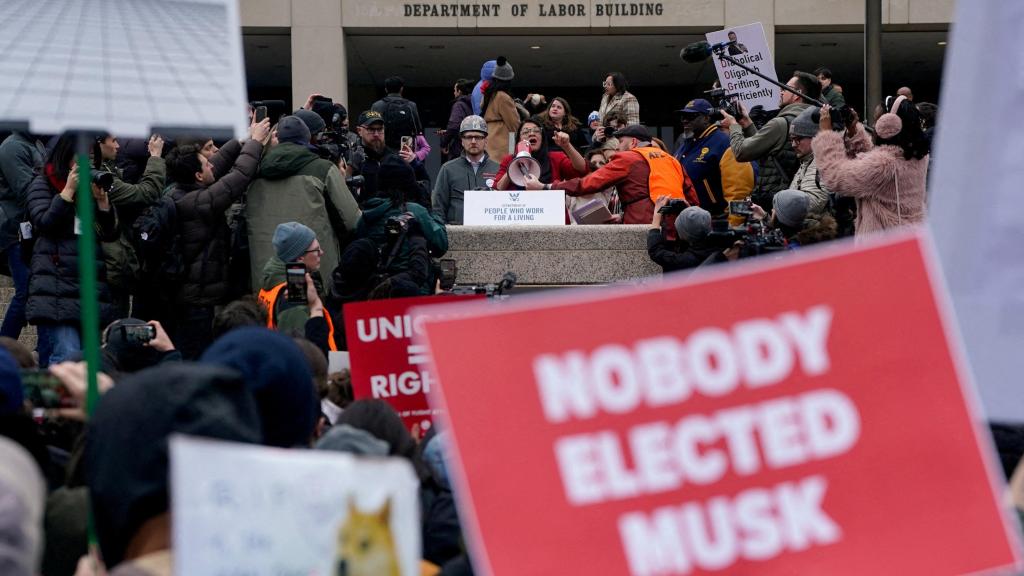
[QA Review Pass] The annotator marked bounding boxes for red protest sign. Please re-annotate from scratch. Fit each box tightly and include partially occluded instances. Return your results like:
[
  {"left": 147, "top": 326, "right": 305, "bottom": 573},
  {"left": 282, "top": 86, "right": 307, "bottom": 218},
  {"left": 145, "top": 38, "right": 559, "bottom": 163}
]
[
  {"left": 344, "top": 294, "right": 481, "bottom": 438},
  {"left": 420, "top": 233, "right": 1021, "bottom": 576}
]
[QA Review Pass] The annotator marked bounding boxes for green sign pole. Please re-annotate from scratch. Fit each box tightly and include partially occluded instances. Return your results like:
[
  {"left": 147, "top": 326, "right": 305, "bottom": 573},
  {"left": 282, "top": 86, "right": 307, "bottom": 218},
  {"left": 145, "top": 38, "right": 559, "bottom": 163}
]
[
  {"left": 74, "top": 134, "right": 101, "bottom": 416},
  {"left": 74, "top": 134, "right": 102, "bottom": 562}
]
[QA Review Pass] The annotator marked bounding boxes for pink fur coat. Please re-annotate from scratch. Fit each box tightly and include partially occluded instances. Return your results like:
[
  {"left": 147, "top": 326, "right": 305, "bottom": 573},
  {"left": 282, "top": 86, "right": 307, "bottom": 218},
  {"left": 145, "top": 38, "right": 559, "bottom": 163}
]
[{"left": 811, "top": 128, "right": 929, "bottom": 241}]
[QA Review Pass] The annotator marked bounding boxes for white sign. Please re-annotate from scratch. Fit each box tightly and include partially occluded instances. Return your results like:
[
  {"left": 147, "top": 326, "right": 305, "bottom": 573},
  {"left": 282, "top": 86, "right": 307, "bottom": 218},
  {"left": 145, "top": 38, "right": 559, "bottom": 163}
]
[
  {"left": 464, "top": 190, "right": 566, "bottom": 225},
  {"left": 171, "top": 435, "right": 421, "bottom": 576},
  {"left": 0, "top": 0, "right": 249, "bottom": 138},
  {"left": 706, "top": 22, "right": 781, "bottom": 113},
  {"left": 929, "top": 1, "right": 1024, "bottom": 421}
]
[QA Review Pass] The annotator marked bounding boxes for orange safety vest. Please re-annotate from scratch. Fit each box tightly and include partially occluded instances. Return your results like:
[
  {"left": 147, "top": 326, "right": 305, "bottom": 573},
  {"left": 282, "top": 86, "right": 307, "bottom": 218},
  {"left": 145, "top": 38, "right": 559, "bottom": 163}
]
[
  {"left": 257, "top": 283, "right": 338, "bottom": 351},
  {"left": 633, "top": 146, "right": 687, "bottom": 202}
]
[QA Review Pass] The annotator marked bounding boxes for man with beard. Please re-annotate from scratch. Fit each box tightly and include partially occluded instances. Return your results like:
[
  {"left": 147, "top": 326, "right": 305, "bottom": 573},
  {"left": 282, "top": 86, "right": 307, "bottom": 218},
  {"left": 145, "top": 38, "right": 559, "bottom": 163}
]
[
  {"left": 432, "top": 115, "right": 499, "bottom": 224},
  {"left": 348, "top": 110, "right": 402, "bottom": 204},
  {"left": 673, "top": 99, "right": 756, "bottom": 222}
]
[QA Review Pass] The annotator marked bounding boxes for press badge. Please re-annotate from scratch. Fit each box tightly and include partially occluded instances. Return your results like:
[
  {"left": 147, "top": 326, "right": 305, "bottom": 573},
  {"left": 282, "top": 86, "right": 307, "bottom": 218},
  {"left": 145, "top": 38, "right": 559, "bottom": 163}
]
[{"left": 19, "top": 221, "right": 32, "bottom": 240}]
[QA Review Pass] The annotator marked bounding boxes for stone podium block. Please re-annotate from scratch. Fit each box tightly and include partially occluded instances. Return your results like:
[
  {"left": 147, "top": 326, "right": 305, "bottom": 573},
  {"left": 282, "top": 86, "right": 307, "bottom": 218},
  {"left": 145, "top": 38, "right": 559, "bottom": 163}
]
[{"left": 445, "top": 224, "right": 662, "bottom": 285}]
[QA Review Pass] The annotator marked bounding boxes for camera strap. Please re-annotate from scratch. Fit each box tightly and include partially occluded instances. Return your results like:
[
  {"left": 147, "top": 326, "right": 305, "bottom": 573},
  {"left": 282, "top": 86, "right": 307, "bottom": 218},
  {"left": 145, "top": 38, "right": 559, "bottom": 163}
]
[{"left": 894, "top": 172, "right": 902, "bottom": 225}]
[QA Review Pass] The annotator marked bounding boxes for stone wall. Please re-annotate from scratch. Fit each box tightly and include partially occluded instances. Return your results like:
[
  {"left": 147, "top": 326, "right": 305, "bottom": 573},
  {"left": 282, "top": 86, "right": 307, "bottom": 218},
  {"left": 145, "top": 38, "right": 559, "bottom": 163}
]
[{"left": 446, "top": 224, "right": 662, "bottom": 285}]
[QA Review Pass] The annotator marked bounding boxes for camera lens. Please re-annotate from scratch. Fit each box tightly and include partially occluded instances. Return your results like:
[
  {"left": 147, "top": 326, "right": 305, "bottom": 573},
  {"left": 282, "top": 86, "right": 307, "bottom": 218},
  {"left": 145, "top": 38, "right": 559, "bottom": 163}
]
[{"left": 92, "top": 171, "right": 115, "bottom": 192}]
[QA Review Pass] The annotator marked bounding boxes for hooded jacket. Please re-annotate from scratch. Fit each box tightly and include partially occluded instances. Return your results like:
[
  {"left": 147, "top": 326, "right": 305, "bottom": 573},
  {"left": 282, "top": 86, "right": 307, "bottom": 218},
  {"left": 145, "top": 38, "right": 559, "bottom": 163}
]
[
  {"left": 356, "top": 198, "right": 448, "bottom": 295},
  {"left": 246, "top": 143, "right": 361, "bottom": 293},
  {"left": 85, "top": 364, "right": 262, "bottom": 569},
  {"left": 171, "top": 139, "right": 262, "bottom": 307}
]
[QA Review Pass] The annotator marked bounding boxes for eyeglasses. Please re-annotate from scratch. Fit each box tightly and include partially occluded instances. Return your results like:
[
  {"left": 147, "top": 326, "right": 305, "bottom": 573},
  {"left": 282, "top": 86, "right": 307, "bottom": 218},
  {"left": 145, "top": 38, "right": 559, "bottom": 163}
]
[
  {"left": 521, "top": 127, "right": 542, "bottom": 135},
  {"left": 304, "top": 247, "right": 323, "bottom": 255},
  {"left": 461, "top": 134, "right": 485, "bottom": 141}
]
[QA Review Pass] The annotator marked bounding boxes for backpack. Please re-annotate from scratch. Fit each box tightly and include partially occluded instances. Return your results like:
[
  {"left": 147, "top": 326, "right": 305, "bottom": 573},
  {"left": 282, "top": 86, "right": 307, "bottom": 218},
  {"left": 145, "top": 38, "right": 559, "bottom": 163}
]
[
  {"left": 130, "top": 194, "right": 184, "bottom": 288},
  {"left": 751, "top": 115, "right": 800, "bottom": 210},
  {"left": 381, "top": 96, "right": 418, "bottom": 151}
]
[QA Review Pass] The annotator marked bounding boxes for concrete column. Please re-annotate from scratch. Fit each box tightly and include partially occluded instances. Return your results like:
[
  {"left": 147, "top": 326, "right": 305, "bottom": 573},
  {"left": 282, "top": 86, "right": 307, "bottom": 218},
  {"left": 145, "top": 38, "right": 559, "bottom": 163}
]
[
  {"left": 291, "top": 0, "right": 346, "bottom": 110},
  {"left": 725, "top": 0, "right": 776, "bottom": 55},
  {"left": 865, "top": 0, "right": 882, "bottom": 124}
]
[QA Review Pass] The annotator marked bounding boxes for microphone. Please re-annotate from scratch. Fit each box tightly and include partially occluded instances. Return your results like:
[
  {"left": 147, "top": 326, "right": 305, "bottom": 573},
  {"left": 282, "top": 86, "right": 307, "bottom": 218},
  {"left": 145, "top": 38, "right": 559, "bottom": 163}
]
[{"left": 679, "top": 40, "right": 737, "bottom": 63}]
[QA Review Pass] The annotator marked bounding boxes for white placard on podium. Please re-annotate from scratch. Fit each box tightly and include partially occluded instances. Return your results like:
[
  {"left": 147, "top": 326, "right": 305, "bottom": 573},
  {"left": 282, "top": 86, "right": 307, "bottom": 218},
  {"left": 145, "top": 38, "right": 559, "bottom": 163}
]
[{"left": 464, "top": 190, "right": 565, "bottom": 225}]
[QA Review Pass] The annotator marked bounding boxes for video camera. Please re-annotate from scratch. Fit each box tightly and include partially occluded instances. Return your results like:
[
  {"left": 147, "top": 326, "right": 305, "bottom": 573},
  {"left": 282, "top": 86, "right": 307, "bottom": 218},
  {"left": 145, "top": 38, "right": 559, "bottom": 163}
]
[
  {"left": 707, "top": 219, "right": 788, "bottom": 258},
  {"left": 309, "top": 96, "right": 364, "bottom": 165},
  {"left": 449, "top": 271, "right": 517, "bottom": 300},
  {"left": 704, "top": 88, "right": 743, "bottom": 121},
  {"left": 657, "top": 199, "right": 690, "bottom": 215}
]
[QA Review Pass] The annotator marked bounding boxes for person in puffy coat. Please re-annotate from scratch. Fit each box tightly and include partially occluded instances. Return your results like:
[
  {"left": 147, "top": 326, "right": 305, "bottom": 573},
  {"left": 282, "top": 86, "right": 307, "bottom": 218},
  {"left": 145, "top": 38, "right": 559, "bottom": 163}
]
[
  {"left": 812, "top": 95, "right": 929, "bottom": 241},
  {"left": 166, "top": 119, "right": 271, "bottom": 359},
  {"left": 26, "top": 134, "right": 120, "bottom": 367}
]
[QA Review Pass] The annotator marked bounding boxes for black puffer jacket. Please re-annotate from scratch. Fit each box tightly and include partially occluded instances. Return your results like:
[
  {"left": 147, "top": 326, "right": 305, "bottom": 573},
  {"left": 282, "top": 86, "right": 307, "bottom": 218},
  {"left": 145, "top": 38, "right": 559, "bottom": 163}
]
[
  {"left": 171, "top": 139, "right": 263, "bottom": 307},
  {"left": 26, "top": 174, "right": 120, "bottom": 326}
]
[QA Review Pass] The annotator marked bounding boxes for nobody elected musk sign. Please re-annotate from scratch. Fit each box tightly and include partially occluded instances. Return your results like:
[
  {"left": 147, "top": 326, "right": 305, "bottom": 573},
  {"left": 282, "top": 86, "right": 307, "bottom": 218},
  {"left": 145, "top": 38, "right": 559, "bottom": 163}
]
[
  {"left": 344, "top": 294, "right": 482, "bottom": 438},
  {"left": 418, "top": 233, "right": 1022, "bottom": 576}
]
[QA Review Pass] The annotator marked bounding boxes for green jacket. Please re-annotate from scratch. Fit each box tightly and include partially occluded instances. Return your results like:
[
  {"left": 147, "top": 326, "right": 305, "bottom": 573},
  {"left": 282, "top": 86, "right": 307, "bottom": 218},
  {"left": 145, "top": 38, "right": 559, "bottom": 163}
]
[
  {"left": 246, "top": 143, "right": 361, "bottom": 293},
  {"left": 260, "top": 256, "right": 326, "bottom": 336},
  {"left": 0, "top": 133, "right": 45, "bottom": 250},
  {"left": 99, "top": 157, "right": 166, "bottom": 295},
  {"left": 356, "top": 198, "right": 448, "bottom": 294}
]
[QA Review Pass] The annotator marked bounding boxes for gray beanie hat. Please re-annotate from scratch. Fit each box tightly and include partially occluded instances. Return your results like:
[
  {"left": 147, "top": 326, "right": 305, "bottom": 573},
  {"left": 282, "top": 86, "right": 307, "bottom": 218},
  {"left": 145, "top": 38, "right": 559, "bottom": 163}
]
[
  {"left": 773, "top": 189, "right": 810, "bottom": 227},
  {"left": 492, "top": 56, "right": 514, "bottom": 81},
  {"left": 293, "top": 109, "right": 326, "bottom": 136},
  {"left": 276, "top": 115, "right": 312, "bottom": 145},
  {"left": 273, "top": 221, "right": 316, "bottom": 262},
  {"left": 791, "top": 106, "right": 820, "bottom": 139},
  {"left": 675, "top": 206, "right": 712, "bottom": 242}
]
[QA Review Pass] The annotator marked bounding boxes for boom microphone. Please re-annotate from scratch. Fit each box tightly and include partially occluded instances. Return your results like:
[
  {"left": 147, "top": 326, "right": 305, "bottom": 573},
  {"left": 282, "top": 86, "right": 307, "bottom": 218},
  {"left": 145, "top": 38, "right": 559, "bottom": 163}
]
[{"left": 679, "top": 40, "right": 737, "bottom": 63}]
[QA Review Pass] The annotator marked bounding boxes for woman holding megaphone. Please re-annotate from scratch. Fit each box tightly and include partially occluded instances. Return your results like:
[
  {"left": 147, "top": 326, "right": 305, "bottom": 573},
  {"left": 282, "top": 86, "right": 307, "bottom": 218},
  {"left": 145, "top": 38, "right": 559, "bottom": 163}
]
[{"left": 493, "top": 117, "right": 587, "bottom": 192}]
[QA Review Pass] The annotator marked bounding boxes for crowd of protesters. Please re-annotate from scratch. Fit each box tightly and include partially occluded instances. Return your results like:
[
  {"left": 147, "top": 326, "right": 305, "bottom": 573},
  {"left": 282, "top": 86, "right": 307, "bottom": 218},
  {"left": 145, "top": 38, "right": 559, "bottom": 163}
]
[{"left": 0, "top": 51, "right": 944, "bottom": 576}]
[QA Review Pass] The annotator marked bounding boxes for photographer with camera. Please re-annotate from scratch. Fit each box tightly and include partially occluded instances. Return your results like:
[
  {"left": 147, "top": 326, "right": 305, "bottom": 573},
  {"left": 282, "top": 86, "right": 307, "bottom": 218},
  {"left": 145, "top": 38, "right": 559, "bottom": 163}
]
[
  {"left": 588, "top": 110, "right": 627, "bottom": 151},
  {"left": 719, "top": 72, "right": 820, "bottom": 212},
  {"left": 94, "top": 133, "right": 167, "bottom": 316},
  {"left": 246, "top": 115, "right": 361, "bottom": 295},
  {"left": 647, "top": 198, "right": 729, "bottom": 273},
  {"left": 673, "top": 98, "right": 756, "bottom": 222},
  {"left": 303, "top": 94, "right": 365, "bottom": 172},
  {"left": 26, "top": 135, "right": 120, "bottom": 367},
  {"left": 356, "top": 156, "right": 448, "bottom": 296},
  {"left": 746, "top": 188, "right": 837, "bottom": 249}
]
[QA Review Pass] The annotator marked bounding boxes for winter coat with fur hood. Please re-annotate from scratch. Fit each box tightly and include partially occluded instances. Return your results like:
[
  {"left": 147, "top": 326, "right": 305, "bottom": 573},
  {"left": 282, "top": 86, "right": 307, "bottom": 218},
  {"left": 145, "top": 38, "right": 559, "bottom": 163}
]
[{"left": 811, "top": 126, "right": 928, "bottom": 241}]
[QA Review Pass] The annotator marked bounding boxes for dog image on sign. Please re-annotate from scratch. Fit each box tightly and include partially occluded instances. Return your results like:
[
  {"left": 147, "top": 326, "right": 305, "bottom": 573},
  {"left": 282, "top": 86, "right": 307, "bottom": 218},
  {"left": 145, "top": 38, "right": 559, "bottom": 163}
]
[
  {"left": 336, "top": 497, "right": 401, "bottom": 576},
  {"left": 171, "top": 436, "right": 421, "bottom": 576}
]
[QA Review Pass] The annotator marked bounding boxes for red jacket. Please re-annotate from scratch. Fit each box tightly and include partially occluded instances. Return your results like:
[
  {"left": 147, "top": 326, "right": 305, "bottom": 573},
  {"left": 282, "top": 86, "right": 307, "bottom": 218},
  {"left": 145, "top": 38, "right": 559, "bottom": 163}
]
[
  {"left": 495, "top": 150, "right": 583, "bottom": 189},
  {"left": 559, "top": 147, "right": 697, "bottom": 225}
]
